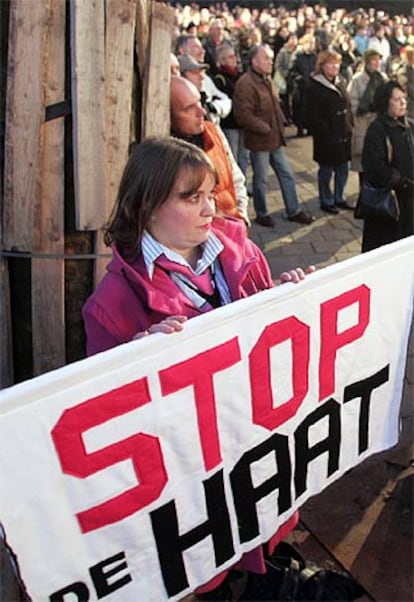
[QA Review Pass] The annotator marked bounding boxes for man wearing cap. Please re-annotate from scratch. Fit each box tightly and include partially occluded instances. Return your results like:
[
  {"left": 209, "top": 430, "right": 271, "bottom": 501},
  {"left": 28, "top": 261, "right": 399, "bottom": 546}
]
[
  {"left": 177, "top": 54, "right": 218, "bottom": 122},
  {"left": 175, "top": 34, "right": 232, "bottom": 125},
  {"left": 170, "top": 75, "right": 250, "bottom": 225},
  {"left": 178, "top": 54, "right": 209, "bottom": 88},
  {"left": 347, "top": 48, "right": 387, "bottom": 189}
]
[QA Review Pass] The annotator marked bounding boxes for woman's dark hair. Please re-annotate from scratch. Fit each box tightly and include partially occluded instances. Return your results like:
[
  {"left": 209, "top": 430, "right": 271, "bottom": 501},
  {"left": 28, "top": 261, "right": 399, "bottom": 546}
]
[
  {"left": 104, "top": 136, "right": 218, "bottom": 260},
  {"left": 373, "top": 80, "right": 405, "bottom": 114}
]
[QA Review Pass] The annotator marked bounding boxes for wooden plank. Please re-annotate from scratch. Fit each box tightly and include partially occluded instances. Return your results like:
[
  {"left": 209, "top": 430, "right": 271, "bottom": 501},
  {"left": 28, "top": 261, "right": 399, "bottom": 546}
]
[
  {"left": 94, "top": 0, "right": 136, "bottom": 286},
  {"left": 31, "top": 0, "right": 66, "bottom": 376},
  {"left": 70, "top": 0, "right": 106, "bottom": 230},
  {"left": 0, "top": 259, "right": 13, "bottom": 389},
  {"left": 141, "top": 1, "right": 174, "bottom": 138},
  {"left": 104, "top": 0, "right": 136, "bottom": 217},
  {"left": 0, "top": 0, "right": 13, "bottom": 389},
  {"left": 3, "top": 0, "right": 46, "bottom": 251},
  {"left": 135, "top": 0, "right": 150, "bottom": 78}
]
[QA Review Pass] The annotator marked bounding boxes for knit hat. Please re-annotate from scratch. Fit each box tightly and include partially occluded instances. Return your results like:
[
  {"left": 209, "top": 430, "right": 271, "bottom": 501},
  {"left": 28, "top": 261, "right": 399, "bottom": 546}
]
[
  {"left": 177, "top": 54, "right": 209, "bottom": 73},
  {"left": 363, "top": 48, "right": 382, "bottom": 63}
]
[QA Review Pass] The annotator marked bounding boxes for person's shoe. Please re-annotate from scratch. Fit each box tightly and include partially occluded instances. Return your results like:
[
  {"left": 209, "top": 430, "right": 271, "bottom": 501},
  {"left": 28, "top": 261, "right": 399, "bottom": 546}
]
[
  {"left": 320, "top": 205, "right": 339, "bottom": 214},
  {"left": 255, "top": 215, "right": 275, "bottom": 228},
  {"left": 336, "top": 200, "right": 355, "bottom": 210},
  {"left": 288, "top": 210, "right": 315, "bottom": 225}
]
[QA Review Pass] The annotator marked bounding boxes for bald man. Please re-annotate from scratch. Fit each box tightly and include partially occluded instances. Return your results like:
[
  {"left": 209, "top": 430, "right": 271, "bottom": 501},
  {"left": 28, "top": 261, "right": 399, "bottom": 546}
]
[{"left": 170, "top": 75, "right": 249, "bottom": 225}]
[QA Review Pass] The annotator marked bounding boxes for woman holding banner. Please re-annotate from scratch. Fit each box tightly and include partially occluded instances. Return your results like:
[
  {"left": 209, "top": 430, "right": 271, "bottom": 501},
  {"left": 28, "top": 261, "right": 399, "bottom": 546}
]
[
  {"left": 82, "top": 135, "right": 314, "bottom": 597},
  {"left": 82, "top": 137, "right": 364, "bottom": 601}
]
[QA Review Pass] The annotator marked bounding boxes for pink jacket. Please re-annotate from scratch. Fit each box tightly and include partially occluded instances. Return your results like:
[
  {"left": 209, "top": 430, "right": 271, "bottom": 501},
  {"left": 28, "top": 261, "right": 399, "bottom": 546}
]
[
  {"left": 83, "top": 218, "right": 274, "bottom": 356},
  {"left": 82, "top": 216, "right": 299, "bottom": 589}
]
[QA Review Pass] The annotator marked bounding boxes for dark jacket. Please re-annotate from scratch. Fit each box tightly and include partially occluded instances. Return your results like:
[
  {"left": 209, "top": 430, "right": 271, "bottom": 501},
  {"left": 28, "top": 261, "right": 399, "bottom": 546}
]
[
  {"left": 289, "top": 51, "right": 317, "bottom": 88},
  {"left": 214, "top": 67, "right": 241, "bottom": 130},
  {"left": 233, "top": 68, "right": 286, "bottom": 152},
  {"left": 288, "top": 50, "right": 317, "bottom": 129},
  {"left": 307, "top": 73, "right": 353, "bottom": 166},
  {"left": 361, "top": 113, "right": 414, "bottom": 252}
]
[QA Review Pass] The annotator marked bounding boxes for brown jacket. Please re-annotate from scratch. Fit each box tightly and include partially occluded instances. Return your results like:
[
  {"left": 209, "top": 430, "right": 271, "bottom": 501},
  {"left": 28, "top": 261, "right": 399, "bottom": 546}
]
[{"left": 233, "top": 68, "right": 286, "bottom": 152}]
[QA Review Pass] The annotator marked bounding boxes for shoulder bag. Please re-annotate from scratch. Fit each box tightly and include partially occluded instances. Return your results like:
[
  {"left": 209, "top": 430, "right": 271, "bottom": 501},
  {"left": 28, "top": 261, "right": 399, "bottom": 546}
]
[
  {"left": 354, "top": 135, "right": 400, "bottom": 221},
  {"left": 354, "top": 182, "right": 399, "bottom": 221}
]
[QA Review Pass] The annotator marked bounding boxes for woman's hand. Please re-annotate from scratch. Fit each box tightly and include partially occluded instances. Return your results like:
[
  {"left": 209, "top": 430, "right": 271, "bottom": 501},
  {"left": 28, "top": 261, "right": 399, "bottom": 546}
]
[
  {"left": 278, "top": 265, "right": 316, "bottom": 284},
  {"left": 132, "top": 315, "right": 188, "bottom": 340}
]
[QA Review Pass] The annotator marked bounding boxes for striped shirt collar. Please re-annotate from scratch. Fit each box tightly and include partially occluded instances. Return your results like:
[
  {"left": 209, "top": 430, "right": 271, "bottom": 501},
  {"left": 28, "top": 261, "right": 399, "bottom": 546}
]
[{"left": 141, "top": 230, "right": 224, "bottom": 279}]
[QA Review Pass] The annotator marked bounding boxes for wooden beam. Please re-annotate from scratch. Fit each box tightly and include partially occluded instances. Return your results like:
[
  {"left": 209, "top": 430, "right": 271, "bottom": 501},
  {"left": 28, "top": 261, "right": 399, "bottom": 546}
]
[
  {"left": 0, "top": 0, "right": 13, "bottom": 389},
  {"left": 94, "top": 0, "right": 137, "bottom": 286},
  {"left": 3, "top": 0, "right": 46, "bottom": 251},
  {"left": 32, "top": 0, "right": 66, "bottom": 376},
  {"left": 0, "top": 259, "right": 13, "bottom": 389},
  {"left": 70, "top": 0, "right": 106, "bottom": 230},
  {"left": 104, "top": 0, "right": 136, "bottom": 218},
  {"left": 141, "top": 1, "right": 174, "bottom": 138},
  {"left": 135, "top": 0, "right": 150, "bottom": 79}
]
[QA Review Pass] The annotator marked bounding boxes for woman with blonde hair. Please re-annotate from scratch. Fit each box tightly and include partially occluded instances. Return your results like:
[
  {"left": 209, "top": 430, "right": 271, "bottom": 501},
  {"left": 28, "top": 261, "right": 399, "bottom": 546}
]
[{"left": 307, "top": 49, "right": 354, "bottom": 213}]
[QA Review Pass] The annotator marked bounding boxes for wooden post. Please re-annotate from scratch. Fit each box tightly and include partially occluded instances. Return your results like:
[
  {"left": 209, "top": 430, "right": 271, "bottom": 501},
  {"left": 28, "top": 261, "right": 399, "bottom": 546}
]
[
  {"left": 135, "top": 0, "right": 150, "bottom": 79},
  {"left": 0, "top": 0, "right": 13, "bottom": 389},
  {"left": 70, "top": 0, "right": 106, "bottom": 231},
  {"left": 3, "top": 0, "right": 46, "bottom": 251},
  {"left": 2, "top": 0, "right": 51, "bottom": 384},
  {"left": 0, "top": 261, "right": 13, "bottom": 389},
  {"left": 31, "top": 0, "right": 66, "bottom": 376},
  {"left": 94, "top": 0, "right": 137, "bottom": 286},
  {"left": 141, "top": 1, "right": 175, "bottom": 138}
]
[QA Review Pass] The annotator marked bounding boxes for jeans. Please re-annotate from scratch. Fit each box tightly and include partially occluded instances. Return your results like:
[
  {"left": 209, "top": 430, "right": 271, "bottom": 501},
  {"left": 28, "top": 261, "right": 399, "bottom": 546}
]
[
  {"left": 222, "top": 128, "right": 250, "bottom": 177},
  {"left": 250, "top": 148, "right": 301, "bottom": 218},
  {"left": 318, "top": 163, "right": 349, "bottom": 207}
]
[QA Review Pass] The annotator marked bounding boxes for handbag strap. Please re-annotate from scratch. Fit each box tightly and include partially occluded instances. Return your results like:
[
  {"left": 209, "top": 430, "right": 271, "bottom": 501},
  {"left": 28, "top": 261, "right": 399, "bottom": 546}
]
[{"left": 385, "top": 136, "right": 393, "bottom": 164}]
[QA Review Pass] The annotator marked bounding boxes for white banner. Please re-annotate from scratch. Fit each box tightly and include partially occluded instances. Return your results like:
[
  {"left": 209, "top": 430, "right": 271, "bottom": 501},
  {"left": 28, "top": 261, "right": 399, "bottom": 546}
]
[{"left": 0, "top": 237, "right": 413, "bottom": 601}]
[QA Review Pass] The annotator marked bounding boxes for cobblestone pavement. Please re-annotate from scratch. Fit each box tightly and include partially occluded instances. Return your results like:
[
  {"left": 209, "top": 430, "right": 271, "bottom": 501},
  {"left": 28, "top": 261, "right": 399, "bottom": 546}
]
[
  {"left": 247, "top": 128, "right": 362, "bottom": 274},
  {"left": 246, "top": 128, "right": 413, "bottom": 602}
]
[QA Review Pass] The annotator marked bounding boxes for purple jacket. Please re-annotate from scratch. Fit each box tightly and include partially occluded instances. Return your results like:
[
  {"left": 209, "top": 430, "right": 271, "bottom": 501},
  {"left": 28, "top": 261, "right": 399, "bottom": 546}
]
[{"left": 82, "top": 218, "right": 274, "bottom": 356}]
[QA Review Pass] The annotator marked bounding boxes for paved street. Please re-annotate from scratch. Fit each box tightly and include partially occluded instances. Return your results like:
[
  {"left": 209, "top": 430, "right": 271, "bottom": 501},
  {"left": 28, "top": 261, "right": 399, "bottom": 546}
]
[
  {"left": 248, "top": 127, "right": 362, "bottom": 273},
  {"left": 247, "top": 128, "right": 413, "bottom": 602}
]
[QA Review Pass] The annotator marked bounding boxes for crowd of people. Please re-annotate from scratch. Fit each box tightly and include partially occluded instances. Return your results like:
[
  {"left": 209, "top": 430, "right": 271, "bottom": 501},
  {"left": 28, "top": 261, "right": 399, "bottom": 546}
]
[
  {"left": 167, "top": 1, "right": 413, "bottom": 245},
  {"left": 82, "top": 3, "right": 414, "bottom": 600}
]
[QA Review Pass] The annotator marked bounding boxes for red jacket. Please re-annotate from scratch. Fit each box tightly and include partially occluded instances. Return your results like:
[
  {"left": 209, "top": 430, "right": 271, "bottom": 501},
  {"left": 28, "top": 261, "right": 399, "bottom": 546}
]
[{"left": 83, "top": 217, "right": 273, "bottom": 356}]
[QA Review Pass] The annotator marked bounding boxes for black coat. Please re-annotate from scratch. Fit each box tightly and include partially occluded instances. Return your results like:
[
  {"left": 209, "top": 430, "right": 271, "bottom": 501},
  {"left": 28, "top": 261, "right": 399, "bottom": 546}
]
[
  {"left": 214, "top": 68, "right": 241, "bottom": 130},
  {"left": 361, "top": 113, "right": 414, "bottom": 252},
  {"left": 307, "top": 74, "right": 353, "bottom": 166},
  {"left": 288, "top": 51, "right": 317, "bottom": 129}
]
